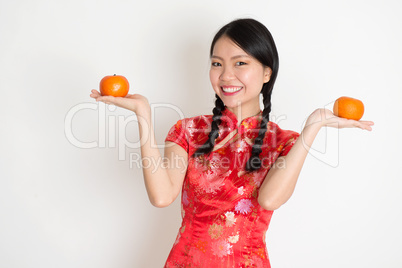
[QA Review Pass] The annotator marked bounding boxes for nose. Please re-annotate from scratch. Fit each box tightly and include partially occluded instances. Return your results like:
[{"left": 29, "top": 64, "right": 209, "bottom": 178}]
[{"left": 220, "top": 66, "right": 235, "bottom": 81}]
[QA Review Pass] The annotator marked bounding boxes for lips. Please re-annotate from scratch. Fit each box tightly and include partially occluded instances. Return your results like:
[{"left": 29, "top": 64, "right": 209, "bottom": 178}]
[{"left": 221, "top": 86, "right": 243, "bottom": 96}]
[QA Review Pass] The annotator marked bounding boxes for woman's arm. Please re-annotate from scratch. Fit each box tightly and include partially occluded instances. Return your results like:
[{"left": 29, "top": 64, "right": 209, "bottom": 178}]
[
  {"left": 138, "top": 112, "right": 188, "bottom": 207},
  {"left": 90, "top": 90, "right": 188, "bottom": 208},
  {"left": 258, "top": 108, "right": 374, "bottom": 211}
]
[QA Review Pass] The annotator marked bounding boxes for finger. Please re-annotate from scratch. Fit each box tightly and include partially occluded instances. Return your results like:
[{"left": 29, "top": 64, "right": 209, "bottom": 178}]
[
  {"left": 358, "top": 122, "right": 374, "bottom": 131},
  {"left": 95, "top": 95, "right": 116, "bottom": 104},
  {"left": 125, "top": 93, "right": 141, "bottom": 99},
  {"left": 96, "top": 96, "right": 130, "bottom": 109},
  {"left": 363, "top": 125, "right": 373, "bottom": 131},
  {"left": 90, "top": 89, "right": 101, "bottom": 99},
  {"left": 359, "top": 120, "right": 374, "bottom": 126}
]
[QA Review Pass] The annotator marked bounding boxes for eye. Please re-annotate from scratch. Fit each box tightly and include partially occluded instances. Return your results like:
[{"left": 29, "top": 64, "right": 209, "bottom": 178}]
[
  {"left": 212, "top": 62, "right": 221, "bottom": 67},
  {"left": 236, "top": 61, "right": 247, "bottom": 66}
]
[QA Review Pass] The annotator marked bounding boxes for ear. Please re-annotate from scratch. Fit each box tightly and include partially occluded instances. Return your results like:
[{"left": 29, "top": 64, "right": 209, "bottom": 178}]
[{"left": 263, "top": 67, "right": 272, "bottom": 83}]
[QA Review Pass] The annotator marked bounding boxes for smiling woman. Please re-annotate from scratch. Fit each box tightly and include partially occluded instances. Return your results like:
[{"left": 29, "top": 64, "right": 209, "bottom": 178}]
[
  {"left": 194, "top": 19, "right": 279, "bottom": 173},
  {"left": 90, "top": 18, "right": 374, "bottom": 268}
]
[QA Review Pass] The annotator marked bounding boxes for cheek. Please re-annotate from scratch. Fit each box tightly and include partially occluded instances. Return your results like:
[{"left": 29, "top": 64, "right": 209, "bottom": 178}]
[
  {"left": 209, "top": 71, "right": 220, "bottom": 95},
  {"left": 235, "top": 70, "right": 250, "bottom": 85},
  {"left": 238, "top": 69, "right": 263, "bottom": 88},
  {"left": 209, "top": 70, "right": 219, "bottom": 86}
]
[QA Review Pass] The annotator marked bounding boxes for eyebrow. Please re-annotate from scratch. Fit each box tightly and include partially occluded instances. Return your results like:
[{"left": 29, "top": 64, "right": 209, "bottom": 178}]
[{"left": 211, "top": 54, "right": 250, "bottom": 60}]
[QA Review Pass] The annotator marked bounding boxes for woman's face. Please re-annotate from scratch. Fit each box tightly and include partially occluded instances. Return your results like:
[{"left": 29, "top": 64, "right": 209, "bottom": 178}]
[{"left": 209, "top": 35, "right": 271, "bottom": 113}]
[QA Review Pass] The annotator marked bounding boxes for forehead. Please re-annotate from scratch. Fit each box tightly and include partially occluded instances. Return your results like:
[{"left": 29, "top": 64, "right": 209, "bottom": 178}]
[{"left": 212, "top": 36, "right": 247, "bottom": 57}]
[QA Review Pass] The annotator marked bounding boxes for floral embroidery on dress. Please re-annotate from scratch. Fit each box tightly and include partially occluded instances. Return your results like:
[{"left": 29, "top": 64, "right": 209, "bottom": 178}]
[
  {"left": 225, "top": 211, "right": 237, "bottom": 227},
  {"left": 192, "top": 154, "right": 230, "bottom": 194},
  {"left": 255, "top": 247, "right": 267, "bottom": 259},
  {"left": 238, "top": 186, "right": 244, "bottom": 195},
  {"left": 277, "top": 144, "right": 284, "bottom": 152},
  {"left": 228, "top": 233, "right": 239, "bottom": 244},
  {"left": 252, "top": 171, "right": 265, "bottom": 187},
  {"left": 235, "top": 199, "right": 254, "bottom": 214},
  {"left": 182, "top": 190, "right": 189, "bottom": 206},
  {"left": 196, "top": 172, "right": 226, "bottom": 194},
  {"left": 208, "top": 223, "right": 224, "bottom": 239},
  {"left": 211, "top": 240, "right": 233, "bottom": 258},
  {"left": 181, "top": 204, "right": 185, "bottom": 218},
  {"left": 235, "top": 139, "right": 248, "bottom": 153},
  {"left": 164, "top": 108, "right": 300, "bottom": 268},
  {"left": 195, "top": 240, "right": 208, "bottom": 253}
]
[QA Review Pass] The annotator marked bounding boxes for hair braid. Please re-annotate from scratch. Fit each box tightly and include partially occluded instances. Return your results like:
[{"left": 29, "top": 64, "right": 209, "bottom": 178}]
[
  {"left": 245, "top": 88, "right": 272, "bottom": 171},
  {"left": 192, "top": 94, "right": 225, "bottom": 157}
]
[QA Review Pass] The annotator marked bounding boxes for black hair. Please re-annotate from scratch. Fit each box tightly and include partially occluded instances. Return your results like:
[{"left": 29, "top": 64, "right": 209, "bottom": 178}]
[{"left": 193, "top": 18, "right": 279, "bottom": 172}]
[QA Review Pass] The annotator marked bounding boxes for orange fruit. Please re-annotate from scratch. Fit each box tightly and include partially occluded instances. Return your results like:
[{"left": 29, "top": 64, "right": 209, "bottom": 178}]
[
  {"left": 99, "top": 74, "right": 129, "bottom": 97},
  {"left": 333, "top": 96, "right": 364, "bottom": 120}
]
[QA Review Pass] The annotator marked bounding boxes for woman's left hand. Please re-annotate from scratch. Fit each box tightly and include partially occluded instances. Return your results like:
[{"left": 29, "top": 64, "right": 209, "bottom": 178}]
[{"left": 306, "top": 108, "right": 374, "bottom": 131}]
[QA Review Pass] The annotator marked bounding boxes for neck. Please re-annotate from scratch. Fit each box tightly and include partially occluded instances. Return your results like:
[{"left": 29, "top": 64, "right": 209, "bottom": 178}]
[{"left": 226, "top": 105, "right": 261, "bottom": 127}]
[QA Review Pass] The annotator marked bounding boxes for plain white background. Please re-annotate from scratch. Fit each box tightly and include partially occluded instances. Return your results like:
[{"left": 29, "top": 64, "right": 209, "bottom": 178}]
[{"left": 1, "top": 0, "right": 401, "bottom": 267}]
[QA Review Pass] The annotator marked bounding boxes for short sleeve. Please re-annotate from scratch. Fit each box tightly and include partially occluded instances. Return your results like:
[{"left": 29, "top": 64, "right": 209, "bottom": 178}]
[
  {"left": 165, "top": 119, "right": 189, "bottom": 152},
  {"left": 278, "top": 131, "right": 299, "bottom": 157}
]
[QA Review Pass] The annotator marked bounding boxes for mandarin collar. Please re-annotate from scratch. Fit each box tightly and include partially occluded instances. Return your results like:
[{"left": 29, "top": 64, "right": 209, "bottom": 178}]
[{"left": 220, "top": 107, "right": 263, "bottom": 132}]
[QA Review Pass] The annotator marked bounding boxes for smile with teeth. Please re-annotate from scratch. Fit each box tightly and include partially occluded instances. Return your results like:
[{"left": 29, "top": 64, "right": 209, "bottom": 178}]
[{"left": 221, "top": 86, "right": 243, "bottom": 93}]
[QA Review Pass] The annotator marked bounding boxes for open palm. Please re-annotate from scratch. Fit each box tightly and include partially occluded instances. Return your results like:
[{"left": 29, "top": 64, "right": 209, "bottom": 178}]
[
  {"left": 312, "top": 108, "right": 374, "bottom": 131},
  {"left": 90, "top": 89, "right": 150, "bottom": 115}
]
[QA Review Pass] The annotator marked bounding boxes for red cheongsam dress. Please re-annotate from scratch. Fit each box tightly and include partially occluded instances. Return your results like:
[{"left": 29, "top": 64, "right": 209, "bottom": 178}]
[{"left": 163, "top": 107, "right": 299, "bottom": 268}]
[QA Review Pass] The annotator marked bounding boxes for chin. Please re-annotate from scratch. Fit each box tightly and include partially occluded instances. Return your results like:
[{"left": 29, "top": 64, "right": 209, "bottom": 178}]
[
  {"left": 220, "top": 98, "right": 242, "bottom": 109},
  {"left": 214, "top": 91, "right": 245, "bottom": 110}
]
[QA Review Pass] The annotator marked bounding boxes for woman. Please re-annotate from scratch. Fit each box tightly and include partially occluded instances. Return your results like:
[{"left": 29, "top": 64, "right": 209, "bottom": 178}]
[{"left": 90, "top": 18, "right": 373, "bottom": 267}]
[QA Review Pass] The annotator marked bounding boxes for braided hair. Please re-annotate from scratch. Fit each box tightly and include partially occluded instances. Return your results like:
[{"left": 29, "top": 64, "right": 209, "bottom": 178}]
[
  {"left": 192, "top": 94, "right": 225, "bottom": 157},
  {"left": 193, "top": 18, "right": 279, "bottom": 172}
]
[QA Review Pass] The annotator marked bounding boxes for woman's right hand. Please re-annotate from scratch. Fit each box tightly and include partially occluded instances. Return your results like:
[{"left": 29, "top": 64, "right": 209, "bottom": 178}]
[{"left": 90, "top": 89, "right": 150, "bottom": 116}]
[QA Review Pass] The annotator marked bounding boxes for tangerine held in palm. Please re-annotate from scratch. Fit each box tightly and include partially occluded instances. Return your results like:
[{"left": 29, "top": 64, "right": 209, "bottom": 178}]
[
  {"left": 99, "top": 74, "right": 129, "bottom": 97},
  {"left": 333, "top": 96, "right": 364, "bottom": 120}
]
